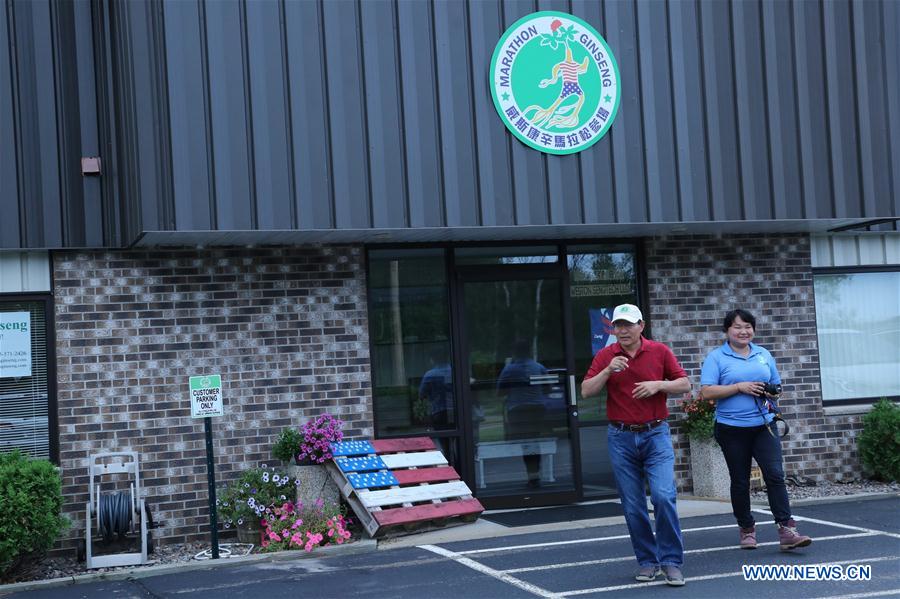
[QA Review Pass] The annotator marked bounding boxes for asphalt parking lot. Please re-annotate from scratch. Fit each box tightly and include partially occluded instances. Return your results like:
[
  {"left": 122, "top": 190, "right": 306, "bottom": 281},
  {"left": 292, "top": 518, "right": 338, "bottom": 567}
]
[
  {"left": 423, "top": 497, "right": 900, "bottom": 598},
  {"left": 6, "top": 496, "right": 899, "bottom": 599}
]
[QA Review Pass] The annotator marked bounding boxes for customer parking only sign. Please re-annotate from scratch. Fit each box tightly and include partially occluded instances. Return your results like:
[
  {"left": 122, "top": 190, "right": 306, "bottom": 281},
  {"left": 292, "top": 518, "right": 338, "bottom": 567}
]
[
  {"left": 190, "top": 375, "right": 224, "bottom": 418},
  {"left": 490, "top": 11, "right": 620, "bottom": 155}
]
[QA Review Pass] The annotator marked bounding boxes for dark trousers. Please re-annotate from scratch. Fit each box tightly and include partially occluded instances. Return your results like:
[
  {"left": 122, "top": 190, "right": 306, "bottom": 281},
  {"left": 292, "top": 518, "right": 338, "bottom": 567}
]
[
  {"left": 714, "top": 421, "right": 792, "bottom": 529},
  {"left": 506, "top": 405, "right": 547, "bottom": 480}
]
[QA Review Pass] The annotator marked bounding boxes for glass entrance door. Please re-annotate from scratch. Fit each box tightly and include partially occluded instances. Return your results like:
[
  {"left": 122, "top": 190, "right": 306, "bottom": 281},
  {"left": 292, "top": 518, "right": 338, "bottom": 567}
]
[{"left": 458, "top": 269, "right": 579, "bottom": 508}]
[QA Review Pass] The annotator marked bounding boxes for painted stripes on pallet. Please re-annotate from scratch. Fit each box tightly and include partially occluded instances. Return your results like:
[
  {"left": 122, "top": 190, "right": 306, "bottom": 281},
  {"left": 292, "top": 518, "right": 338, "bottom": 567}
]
[{"left": 326, "top": 436, "right": 483, "bottom": 537}]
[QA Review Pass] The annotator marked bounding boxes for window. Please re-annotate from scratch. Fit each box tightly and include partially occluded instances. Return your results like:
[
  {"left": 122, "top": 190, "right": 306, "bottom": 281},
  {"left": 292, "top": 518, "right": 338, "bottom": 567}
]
[
  {"left": 567, "top": 245, "right": 638, "bottom": 421},
  {"left": 0, "top": 299, "right": 53, "bottom": 459},
  {"left": 454, "top": 246, "right": 558, "bottom": 265},
  {"left": 368, "top": 249, "right": 455, "bottom": 436},
  {"left": 813, "top": 271, "right": 900, "bottom": 403}
]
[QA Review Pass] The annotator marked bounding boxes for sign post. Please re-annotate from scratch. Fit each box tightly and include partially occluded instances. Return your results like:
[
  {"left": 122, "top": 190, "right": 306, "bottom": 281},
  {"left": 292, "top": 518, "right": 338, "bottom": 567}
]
[{"left": 190, "top": 374, "right": 224, "bottom": 559}]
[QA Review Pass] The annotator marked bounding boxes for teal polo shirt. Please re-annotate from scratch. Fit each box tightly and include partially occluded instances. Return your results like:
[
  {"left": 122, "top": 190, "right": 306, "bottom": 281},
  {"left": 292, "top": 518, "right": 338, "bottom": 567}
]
[{"left": 700, "top": 342, "right": 781, "bottom": 427}]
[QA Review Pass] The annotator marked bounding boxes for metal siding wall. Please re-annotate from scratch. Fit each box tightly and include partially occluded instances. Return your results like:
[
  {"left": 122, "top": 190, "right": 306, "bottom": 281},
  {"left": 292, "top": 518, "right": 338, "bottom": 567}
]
[
  {"left": 793, "top": 0, "right": 833, "bottom": 220},
  {"left": 284, "top": 0, "right": 333, "bottom": 230},
  {"left": 163, "top": 0, "right": 213, "bottom": 231},
  {"left": 0, "top": 2, "right": 21, "bottom": 248},
  {"left": 5, "top": 0, "right": 900, "bottom": 248},
  {"left": 0, "top": 252, "right": 50, "bottom": 292},
  {"left": 324, "top": 0, "right": 371, "bottom": 229},
  {"left": 397, "top": 0, "right": 444, "bottom": 228},
  {"left": 245, "top": 1, "right": 293, "bottom": 230},
  {"left": 700, "top": 0, "right": 742, "bottom": 221},
  {"left": 116, "top": 0, "right": 173, "bottom": 233},
  {"left": 636, "top": 0, "right": 678, "bottom": 223},
  {"left": 359, "top": 0, "right": 406, "bottom": 229},
  {"left": 823, "top": 0, "right": 862, "bottom": 219},
  {"left": 572, "top": 0, "right": 615, "bottom": 225},
  {"left": 205, "top": 0, "right": 253, "bottom": 231},
  {"left": 541, "top": 0, "right": 583, "bottom": 226},
  {"left": 469, "top": 0, "right": 515, "bottom": 227},
  {"left": 853, "top": 1, "right": 893, "bottom": 220},
  {"left": 73, "top": 0, "right": 103, "bottom": 246},
  {"left": 505, "top": 0, "right": 548, "bottom": 227},
  {"left": 668, "top": 0, "right": 710, "bottom": 222},
  {"left": 810, "top": 234, "right": 900, "bottom": 267},
  {"left": 606, "top": 0, "right": 647, "bottom": 224},
  {"left": 762, "top": 0, "right": 803, "bottom": 220},
  {"left": 13, "top": 1, "right": 62, "bottom": 247},
  {"left": 733, "top": 0, "right": 772, "bottom": 221},
  {"left": 143, "top": 0, "right": 898, "bottom": 234},
  {"left": 435, "top": 0, "right": 481, "bottom": 227},
  {"left": 885, "top": 0, "right": 900, "bottom": 220}
]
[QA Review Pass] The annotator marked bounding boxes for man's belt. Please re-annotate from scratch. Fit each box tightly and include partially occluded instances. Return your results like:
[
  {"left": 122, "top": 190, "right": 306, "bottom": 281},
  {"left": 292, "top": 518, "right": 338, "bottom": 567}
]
[{"left": 610, "top": 419, "right": 665, "bottom": 432}]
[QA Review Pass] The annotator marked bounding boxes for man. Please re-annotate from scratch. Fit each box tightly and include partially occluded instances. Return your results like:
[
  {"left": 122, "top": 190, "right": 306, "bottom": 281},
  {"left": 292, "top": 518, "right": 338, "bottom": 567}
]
[
  {"left": 497, "top": 339, "right": 549, "bottom": 489},
  {"left": 581, "top": 304, "right": 691, "bottom": 586},
  {"left": 418, "top": 349, "right": 454, "bottom": 429}
]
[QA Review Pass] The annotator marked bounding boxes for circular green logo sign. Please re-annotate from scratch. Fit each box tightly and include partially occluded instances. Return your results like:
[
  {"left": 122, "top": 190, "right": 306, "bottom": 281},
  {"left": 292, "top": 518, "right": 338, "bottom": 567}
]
[{"left": 490, "top": 11, "right": 620, "bottom": 155}]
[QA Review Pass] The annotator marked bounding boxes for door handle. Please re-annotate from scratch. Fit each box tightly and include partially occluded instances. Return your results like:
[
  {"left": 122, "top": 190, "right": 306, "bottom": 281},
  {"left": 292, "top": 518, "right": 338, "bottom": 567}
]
[{"left": 568, "top": 375, "right": 577, "bottom": 406}]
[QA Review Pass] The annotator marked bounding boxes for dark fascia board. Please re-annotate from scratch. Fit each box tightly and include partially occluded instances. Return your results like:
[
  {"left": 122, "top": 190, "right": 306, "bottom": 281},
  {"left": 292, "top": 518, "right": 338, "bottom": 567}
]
[{"left": 131, "top": 218, "right": 869, "bottom": 248}]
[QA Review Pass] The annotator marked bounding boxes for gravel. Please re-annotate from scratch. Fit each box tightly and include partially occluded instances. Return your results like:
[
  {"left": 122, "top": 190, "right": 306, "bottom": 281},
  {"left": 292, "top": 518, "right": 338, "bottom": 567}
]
[
  {"left": 751, "top": 478, "right": 900, "bottom": 502},
  {"left": 0, "top": 541, "right": 255, "bottom": 586}
]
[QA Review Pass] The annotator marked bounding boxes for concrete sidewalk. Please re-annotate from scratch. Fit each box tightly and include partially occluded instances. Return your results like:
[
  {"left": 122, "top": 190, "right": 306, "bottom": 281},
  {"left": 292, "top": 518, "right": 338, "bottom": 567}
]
[
  {"left": 0, "top": 495, "right": 731, "bottom": 595},
  {"left": 378, "top": 496, "right": 735, "bottom": 548},
  {"left": 4, "top": 493, "right": 895, "bottom": 596}
]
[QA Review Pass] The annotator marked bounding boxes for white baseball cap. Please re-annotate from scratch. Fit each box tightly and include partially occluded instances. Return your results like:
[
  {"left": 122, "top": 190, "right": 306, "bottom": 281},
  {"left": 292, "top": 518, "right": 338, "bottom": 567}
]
[{"left": 612, "top": 303, "right": 643, "bottom": 324}]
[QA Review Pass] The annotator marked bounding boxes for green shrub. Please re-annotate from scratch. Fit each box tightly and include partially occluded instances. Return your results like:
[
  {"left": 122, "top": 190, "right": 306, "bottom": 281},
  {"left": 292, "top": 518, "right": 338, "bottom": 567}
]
[
  {"left": 272, "top": 428, "right": 302, "bottom": 464},
  {"left": 0, "top": 451, "right": 69, "bottom": 580},
  {"left": 858, "top": 399, "right": 900, "bottom": 482}
]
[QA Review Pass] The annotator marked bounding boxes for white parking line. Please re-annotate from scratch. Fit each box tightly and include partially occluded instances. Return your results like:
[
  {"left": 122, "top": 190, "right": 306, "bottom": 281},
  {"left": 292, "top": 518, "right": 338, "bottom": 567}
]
[
  {"left": 819, "top": 590, "right": 900, "bottom": 599},
  {"left": 455, "top": 524, "right": 736, "bottom": 555},
  {"left": 557, "top": 555, "right": 900, "bottom": 596},
  {"left": 419, "top": 544, "right": 561, "bottom": 599},
  {"left": 752, "top": 507, "right": 900, "bottom": 540},
  {"left": 500, "top": 532, "right": 876, "bottom": 574}
]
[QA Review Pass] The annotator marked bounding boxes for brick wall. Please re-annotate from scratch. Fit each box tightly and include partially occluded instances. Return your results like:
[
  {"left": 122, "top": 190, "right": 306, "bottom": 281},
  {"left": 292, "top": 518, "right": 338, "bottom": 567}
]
[
  {"left": 53, "top": 246, "right": 371, "bottom": 545},
  {"left": 644, "top": 234, "right": 865, "bottom": 493}
]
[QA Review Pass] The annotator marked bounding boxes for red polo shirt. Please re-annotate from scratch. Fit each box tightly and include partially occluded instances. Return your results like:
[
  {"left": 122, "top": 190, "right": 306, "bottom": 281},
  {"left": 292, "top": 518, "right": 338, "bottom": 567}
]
[{"left": 585, "top": 336, "right": 687, "bottom": 424}]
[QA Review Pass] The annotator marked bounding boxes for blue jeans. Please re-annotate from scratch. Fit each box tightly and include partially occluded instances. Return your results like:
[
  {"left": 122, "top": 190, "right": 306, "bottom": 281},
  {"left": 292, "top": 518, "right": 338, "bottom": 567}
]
[
  {"left": 714, "top": 421, "right": 791, "bottom": 528},
  {"left": 607, "top": 422, "right": 684, "bottom": 567}
]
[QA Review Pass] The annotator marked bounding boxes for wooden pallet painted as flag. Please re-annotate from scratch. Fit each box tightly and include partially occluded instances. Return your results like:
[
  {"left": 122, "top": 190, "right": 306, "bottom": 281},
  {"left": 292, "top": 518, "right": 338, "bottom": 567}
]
[{"left": 326, "top": 437, "right": 483, "bottom": 538}]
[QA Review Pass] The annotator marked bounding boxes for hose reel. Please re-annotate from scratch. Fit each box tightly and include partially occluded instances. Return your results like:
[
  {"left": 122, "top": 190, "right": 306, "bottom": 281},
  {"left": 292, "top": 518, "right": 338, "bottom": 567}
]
[
  {"left": 79, "top": 452, "right": 156, "bottom": 568},
  {"left": 97, "top": 491, "right": 133, "bottom": 542}
]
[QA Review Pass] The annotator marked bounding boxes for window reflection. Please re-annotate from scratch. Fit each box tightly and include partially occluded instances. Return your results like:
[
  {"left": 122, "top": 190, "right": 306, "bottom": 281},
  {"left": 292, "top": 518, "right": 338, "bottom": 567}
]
[
  {"left": 567, "top": 247, "right": 637, "bottom": 423},
  {"left": 454, "top": 246, "right": 558, "bottom": 265},
  {"left": 369, "top": 249, "right": 456, "bottom": 436}
]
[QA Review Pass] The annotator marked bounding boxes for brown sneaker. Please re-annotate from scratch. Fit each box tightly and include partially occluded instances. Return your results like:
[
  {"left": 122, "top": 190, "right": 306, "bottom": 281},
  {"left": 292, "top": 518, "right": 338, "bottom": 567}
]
[
  {"left": 739, "top": 526, "right": 757, "bottom": 549},
  {"left": 634, "top": 565, "right": 661, "bottom": 582},
  {"left": 778, "top": 519, "right": 812, "bottom": 550},
  {"left": 663, "top": 565, "right": 685, "bottom": 586}
]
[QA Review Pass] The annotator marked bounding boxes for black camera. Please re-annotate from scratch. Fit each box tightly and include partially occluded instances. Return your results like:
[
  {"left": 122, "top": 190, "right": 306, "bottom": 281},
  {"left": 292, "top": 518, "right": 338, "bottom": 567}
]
[{"left": 762, "top": 383, "right": 782, "bottom": 397}]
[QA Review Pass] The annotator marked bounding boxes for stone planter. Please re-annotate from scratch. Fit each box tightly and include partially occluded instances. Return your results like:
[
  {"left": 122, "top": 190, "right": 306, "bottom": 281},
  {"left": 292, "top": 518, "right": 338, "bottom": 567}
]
[
  {"left": 689, "top": 437, "right": 730, "bottom": 499},
  {"left": 285, "top": 464, "right": 341, "bottom": 509},
  {"left": 236, "top": 519, "right": 262, "bottom": 544}
]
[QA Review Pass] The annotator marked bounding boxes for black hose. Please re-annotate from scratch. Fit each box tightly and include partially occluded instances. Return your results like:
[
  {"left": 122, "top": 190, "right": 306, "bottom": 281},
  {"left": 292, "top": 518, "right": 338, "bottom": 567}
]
[{"left": 98, "top": 491, "right": 133, "bottom": 543}]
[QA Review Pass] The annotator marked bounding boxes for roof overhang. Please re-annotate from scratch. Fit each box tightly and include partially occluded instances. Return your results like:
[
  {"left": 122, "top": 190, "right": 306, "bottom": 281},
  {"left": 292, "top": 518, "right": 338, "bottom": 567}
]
[{"left": 132, "top": 218, "right": 883, "bottom": 248}]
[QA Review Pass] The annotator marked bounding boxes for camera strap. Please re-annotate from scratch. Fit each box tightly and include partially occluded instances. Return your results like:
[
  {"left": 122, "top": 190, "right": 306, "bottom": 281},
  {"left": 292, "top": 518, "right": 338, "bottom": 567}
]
[{"left": 755, "top": 396, "right": 788, "bottom": 438}]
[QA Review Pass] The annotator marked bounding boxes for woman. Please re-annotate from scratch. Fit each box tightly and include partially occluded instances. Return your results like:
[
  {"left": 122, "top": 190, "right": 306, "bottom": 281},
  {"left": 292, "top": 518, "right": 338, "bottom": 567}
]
[{"left": 700, "top": 309, "right": 812, "bottom": 551}]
